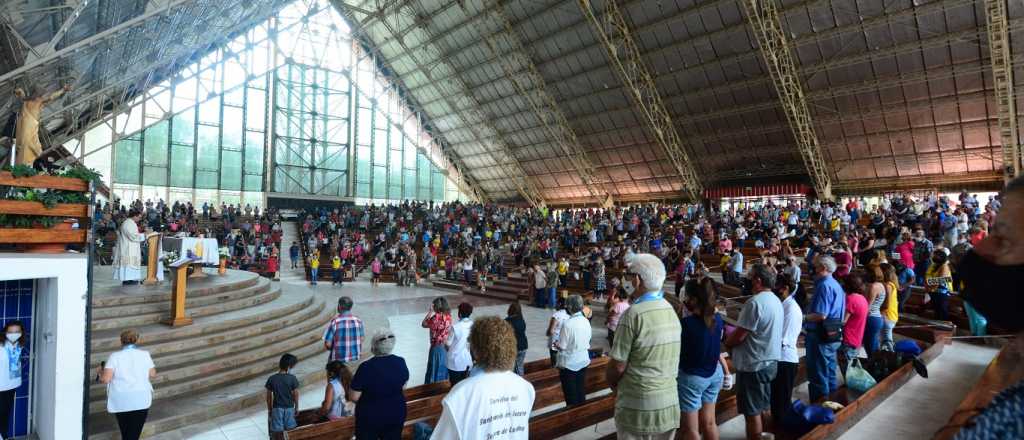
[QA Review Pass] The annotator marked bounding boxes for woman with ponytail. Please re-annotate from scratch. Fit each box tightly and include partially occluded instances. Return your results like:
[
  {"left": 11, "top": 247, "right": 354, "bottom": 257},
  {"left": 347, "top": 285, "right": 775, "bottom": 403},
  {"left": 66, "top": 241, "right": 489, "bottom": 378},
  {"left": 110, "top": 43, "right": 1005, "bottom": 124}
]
[{"left": 674, "top": 278, "right": 731, "bottom": 440}]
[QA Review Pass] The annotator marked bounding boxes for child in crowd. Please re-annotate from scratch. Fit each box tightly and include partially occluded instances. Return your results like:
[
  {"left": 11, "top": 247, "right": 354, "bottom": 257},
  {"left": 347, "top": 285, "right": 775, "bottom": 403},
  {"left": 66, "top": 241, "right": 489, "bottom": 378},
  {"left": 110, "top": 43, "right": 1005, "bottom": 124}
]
[
  {"left": 265, "top": 354, "right": 300, "bottom": 439},
  {"left": 318, "top": 361, "right": 353, "bottom": 421}
]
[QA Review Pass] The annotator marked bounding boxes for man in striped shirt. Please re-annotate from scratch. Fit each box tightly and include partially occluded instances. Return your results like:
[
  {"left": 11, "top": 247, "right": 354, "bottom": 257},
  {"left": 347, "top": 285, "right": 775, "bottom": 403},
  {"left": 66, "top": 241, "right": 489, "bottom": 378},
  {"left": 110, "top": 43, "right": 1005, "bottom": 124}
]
[
  {"left": 607, "top": 253, "right": 682, "bottom": 440},
  {"left": 323, "top": 296, "right": 364, "bottom": 363}
]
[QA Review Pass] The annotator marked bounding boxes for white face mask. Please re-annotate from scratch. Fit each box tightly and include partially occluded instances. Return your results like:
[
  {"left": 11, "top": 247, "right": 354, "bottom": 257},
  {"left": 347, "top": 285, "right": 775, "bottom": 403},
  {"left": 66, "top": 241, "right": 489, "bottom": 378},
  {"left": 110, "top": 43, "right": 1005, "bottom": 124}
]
[{"left": 5, "top": 333, "right": 20, "bottom": 343}]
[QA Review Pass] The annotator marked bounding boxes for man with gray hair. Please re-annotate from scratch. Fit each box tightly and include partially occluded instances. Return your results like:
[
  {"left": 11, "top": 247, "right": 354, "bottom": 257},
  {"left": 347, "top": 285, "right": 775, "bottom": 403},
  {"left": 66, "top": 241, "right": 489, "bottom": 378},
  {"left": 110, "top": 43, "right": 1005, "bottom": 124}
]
[
  {"left": 725, "top": 263, "right": 783, "bottom": 440},
  {"left": 606, "top": 253, "right": 681, "bottom": 440},
  {"left": 803, "top": 254, "right": 846, "bottom": 402}
]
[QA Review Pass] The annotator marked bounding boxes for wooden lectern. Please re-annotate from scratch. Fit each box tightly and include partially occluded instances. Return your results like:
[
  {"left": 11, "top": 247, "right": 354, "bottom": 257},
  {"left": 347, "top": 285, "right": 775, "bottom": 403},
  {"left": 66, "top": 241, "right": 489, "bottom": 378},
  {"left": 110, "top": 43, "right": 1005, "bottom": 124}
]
[
  {"left": 142, "top": 233, "right": 161, "bottom": 285},
  {"left": 166, "top": 259, "right": 194, "bottom": 327}
]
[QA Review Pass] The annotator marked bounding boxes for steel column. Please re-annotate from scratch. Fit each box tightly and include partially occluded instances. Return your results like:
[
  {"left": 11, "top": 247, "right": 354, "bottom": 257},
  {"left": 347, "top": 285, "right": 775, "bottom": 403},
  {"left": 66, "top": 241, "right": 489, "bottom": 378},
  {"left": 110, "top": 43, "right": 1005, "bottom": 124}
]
[
  {"left": 985, "top": 0, "right": 1021, "bottom": 179},
  {"left": 481, "top": 2, "right": 614, "bottom": 208},
  {"left": 740, "top": 0, "right": 833, "bottom": 200},
  {"left": 577, "top": 0, "right": 703, "bottom": 202}
]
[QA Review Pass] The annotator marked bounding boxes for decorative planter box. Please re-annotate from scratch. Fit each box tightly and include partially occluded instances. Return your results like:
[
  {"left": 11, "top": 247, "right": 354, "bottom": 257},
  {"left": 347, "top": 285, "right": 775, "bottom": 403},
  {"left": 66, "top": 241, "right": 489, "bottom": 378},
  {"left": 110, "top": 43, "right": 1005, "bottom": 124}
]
[{"left": 0, "top": 172, "right": 91, "bottom": 251}]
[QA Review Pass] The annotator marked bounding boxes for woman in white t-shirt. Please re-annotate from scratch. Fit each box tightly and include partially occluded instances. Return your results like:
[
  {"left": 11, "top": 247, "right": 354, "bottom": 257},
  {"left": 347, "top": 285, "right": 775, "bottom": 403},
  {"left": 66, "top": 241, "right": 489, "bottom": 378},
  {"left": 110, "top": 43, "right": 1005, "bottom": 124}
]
[
  {"left": 430, "top": 317, "right": 536, "bottom": 440},
  {"left": 99, "top": 330, "right": 155, "bottom": 440},
  {"left": 0, "top": 321, "right": 26, "bottom": 439}
]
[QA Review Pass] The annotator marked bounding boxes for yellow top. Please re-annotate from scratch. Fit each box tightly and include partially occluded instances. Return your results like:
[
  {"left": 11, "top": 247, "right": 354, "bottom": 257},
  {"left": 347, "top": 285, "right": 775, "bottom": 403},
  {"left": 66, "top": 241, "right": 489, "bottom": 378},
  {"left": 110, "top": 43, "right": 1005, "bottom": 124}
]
[
  {"left": 310, "top": 256, "right": 320, "bottom": 269},
  {"left": 882, "top": 281, "right": 899, "bottom": 323},
  {"left": 332, "top": 256, "right": 341, "bottom": 269},
  {"left": 925, "top": 263, "right": 952, "bottom": 293}
]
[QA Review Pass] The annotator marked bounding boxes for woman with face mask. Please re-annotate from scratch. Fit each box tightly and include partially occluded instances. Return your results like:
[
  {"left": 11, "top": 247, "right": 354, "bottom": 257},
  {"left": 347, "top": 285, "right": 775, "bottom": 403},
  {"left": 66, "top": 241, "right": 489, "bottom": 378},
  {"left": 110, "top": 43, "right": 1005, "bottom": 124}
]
[{"left": 0, "top": 321, "right": 25, "bottom": 439}]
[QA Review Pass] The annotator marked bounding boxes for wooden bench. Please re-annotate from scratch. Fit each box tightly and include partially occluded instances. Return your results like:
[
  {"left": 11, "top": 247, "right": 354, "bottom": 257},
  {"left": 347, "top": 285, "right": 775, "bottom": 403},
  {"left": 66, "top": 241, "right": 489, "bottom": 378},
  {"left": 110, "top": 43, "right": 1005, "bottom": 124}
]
[{"left": 285, "top": 356, "right": 609, "bottom": 440}]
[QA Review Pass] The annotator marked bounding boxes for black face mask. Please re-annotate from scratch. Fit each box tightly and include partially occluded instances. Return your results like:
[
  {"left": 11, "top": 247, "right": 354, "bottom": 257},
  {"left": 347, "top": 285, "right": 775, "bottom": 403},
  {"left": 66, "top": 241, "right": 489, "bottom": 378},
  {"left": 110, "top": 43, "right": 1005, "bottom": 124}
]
[{"left": 958, "top": 250, "right": 1024, "bottom": 333}]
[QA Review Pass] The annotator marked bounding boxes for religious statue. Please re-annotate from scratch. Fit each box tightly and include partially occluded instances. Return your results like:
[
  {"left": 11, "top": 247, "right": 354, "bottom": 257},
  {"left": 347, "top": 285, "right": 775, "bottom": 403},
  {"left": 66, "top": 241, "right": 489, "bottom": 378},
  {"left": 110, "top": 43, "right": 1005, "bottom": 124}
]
[
  {"left": 13, "top": 84, "right": 72, "bottom": 167},
  {"left": 112, "top": 210, "right": 150, "bottom": 285}
]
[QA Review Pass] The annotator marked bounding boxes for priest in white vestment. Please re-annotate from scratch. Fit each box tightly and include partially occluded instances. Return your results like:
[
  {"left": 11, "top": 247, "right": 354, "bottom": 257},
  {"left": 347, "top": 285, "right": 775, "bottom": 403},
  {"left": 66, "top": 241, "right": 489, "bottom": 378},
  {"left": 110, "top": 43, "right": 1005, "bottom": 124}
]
[{"left": 112, "top": 211, "right": 148, "bottom": 284}]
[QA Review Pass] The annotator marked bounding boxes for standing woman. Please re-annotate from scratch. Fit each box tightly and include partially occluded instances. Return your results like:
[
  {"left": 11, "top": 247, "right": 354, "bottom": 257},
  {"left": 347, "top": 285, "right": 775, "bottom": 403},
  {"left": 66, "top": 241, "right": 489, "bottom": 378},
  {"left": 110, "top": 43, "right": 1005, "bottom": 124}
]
[
  {"left": 505, "top": 302, "right": 529, "bottom": 376},
  {"left": 0, "top": 321, "right": 26, "bottom": 438},
  {"left": 555, "top": 295, "right": 592, "bottom": 406},
  {"left": 863, "top": 266, "right": 887, "bottom": 355},
  {"left": 673, "top": 280, "right": 730, "bottom": 440},
  {"left": 879, "top": 263, "right": 901, "bottom": 351},
  {"left": 421, "top": 297, "right": 452, "bottom": 384},
  {"left": 99, "top": 330, "right": 155, "bottom": 440},
  {"left": 926, "top": 250, "right": 954, "bottom": 321}
]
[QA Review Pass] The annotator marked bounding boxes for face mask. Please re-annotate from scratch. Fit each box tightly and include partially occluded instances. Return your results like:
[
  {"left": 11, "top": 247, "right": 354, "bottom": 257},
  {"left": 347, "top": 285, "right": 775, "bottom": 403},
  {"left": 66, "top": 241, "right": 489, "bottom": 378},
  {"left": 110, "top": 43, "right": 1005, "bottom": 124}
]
[
  {"left": 958, "top": 250, "right": 1024, "bottom": 333},
  {"left": 5, "top": 333, "right": 20, "bottom": 343}
]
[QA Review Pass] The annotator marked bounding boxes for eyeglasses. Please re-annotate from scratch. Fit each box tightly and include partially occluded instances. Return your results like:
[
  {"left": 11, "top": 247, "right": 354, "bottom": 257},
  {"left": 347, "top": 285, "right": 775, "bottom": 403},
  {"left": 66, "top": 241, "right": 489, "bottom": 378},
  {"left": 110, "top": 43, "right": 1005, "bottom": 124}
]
[{"left": 375, "top": 335, "right": 395, "bottom": 342}]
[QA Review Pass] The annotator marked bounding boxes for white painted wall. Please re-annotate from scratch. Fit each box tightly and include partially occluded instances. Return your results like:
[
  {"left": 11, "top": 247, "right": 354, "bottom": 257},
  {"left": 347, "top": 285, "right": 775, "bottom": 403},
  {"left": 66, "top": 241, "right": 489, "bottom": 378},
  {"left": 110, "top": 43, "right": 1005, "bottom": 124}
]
[{"left": 0, "top": 254, "right": 87, "bottom": 440}]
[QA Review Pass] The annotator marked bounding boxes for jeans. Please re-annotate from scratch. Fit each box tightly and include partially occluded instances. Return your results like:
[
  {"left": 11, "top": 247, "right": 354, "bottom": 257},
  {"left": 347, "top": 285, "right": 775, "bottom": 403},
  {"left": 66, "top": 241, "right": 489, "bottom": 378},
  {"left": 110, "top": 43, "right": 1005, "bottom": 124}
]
[
  {"left": 514, "top": 349, "right": 527, "bottom": 375},
  {"left": 559, "top": 367, "right": 587, "bottom": 406},
  {"left": 549, "top": 287, "right": 557, "bottom": 307},
  {"left": 535, "top": 288, "right": 547, "bottom": 307},
  {"left": 864, "top": 316, "right": 883, "bottom": 355},
  {"left": 881, "top": 318, "right": 896, "bottom": 351},
  {"left": 269, "top": 407, "right": 297, "bottom": 432},
  {"left": 310, "top": 268, "right": 318, "bottom": 284},
  {"left": 771, "top": 361, "right": 799, "bottom": 419},
  {"left": 804, "top": 331, "right": 840, "bottom": 402}
]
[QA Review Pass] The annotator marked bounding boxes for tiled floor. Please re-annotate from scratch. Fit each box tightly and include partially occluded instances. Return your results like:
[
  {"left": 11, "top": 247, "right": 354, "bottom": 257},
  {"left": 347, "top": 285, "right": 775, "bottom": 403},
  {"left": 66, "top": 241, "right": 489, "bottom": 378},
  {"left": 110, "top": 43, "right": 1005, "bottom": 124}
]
[{"left": 151, "top": 267, "right": 1000, "bottom": 440}]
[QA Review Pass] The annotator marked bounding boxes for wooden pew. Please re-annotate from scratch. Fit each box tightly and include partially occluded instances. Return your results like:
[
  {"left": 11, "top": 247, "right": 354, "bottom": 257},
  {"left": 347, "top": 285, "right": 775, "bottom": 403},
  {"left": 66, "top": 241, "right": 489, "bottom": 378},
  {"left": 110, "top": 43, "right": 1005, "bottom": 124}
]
[
  {"left": 285, "top": 356, "right": 609, "bottom": 440},
  {"left": 933, "top": 340, "right": 1023, "bottom": 440}
]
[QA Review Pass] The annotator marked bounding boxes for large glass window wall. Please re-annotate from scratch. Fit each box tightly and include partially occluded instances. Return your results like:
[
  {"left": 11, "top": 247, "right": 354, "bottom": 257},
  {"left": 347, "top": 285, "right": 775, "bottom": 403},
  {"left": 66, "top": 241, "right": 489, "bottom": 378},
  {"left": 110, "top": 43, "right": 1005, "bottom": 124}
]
[{"left": 65, "top": 0, "right": 474, "bottom": 207}]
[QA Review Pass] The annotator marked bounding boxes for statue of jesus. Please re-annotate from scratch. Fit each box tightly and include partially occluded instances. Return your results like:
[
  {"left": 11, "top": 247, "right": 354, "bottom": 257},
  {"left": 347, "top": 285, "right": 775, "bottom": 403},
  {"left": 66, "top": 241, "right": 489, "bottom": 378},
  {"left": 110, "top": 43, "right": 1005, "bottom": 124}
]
[{"left": 13, "top": 84, "right": 71, "bottom": 167}]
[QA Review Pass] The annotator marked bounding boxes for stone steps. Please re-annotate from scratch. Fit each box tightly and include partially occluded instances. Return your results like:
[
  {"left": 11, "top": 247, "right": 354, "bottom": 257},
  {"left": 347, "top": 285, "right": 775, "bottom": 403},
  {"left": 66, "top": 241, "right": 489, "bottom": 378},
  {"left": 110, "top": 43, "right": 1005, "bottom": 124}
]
[
  {"left": 91, "top": 271, "right": 262, "bottom": 308},
  {"left": 88, "top": 291, "right": 312, "bottom": 353},
  {"left": 90, "top": 278, "right": 281, "bottom": 331},
  {"left": 87, "top": 346, "right": 327, "bottom": 440},
  {"left": 88, "top": 294, "right": 321, "bottom": 369},
  {"left": 87, "top": 307, "right": 328, "bottom": 411},
  {"left": 91, "top": 277, "right": 273, "bottom": 319},
  {"left": 462, "top": 287, "right": 522, "bottom": 302}
]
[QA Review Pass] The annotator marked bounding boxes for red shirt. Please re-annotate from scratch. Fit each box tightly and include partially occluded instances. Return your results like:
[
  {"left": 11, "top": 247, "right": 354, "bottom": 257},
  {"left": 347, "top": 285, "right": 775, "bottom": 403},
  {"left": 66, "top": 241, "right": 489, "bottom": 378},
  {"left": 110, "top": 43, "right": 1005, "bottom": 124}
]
[
  {"left": 424, "top": 313, "right": 452, "bottom": 347},
  {"left": 843, "top": 293, "right": 868, "bottom": 348}
]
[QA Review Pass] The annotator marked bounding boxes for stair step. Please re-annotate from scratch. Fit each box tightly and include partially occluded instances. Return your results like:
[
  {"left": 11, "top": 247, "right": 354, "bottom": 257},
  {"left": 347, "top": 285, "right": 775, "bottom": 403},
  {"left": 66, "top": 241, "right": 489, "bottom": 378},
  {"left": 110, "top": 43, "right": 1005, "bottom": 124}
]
[
  {"left": 92, "top": 271, "right": 261, "bottom": 308},
  {"left": 91, "top": 277, "right": 271, "bottom": 319},
  {"left": 463, "top": 288, "right": 520, "bottom": 302},
  {"left": 88, "top": 295, "right": 322, "bottom": 368},
  {"left": 89, "top": 293, "right": 313, "bottom": 353},
  {"left": 88, "top": 305, "right": 331, "bottom": 413},
  {"left": 90, "top": 284, "right": 282, "bottom": 331},
  {"left": 86, "top": 344, "right": 327, "bottom": 439}
]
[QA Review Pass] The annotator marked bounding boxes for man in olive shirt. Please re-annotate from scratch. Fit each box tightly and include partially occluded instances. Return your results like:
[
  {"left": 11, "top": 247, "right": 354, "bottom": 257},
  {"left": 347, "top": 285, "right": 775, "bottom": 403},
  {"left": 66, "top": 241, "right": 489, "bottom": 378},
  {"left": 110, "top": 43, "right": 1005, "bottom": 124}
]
[{"left": 606, "top": 253, "right": 682, "bottom": 440}]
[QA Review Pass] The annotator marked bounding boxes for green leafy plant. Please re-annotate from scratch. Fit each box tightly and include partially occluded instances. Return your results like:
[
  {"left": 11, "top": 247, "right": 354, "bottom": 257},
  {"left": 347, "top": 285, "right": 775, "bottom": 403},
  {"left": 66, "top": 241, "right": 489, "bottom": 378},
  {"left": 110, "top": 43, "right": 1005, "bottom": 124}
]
[
  {"left": 1, "top": 164, "right": 38, "bottom": 178},
  {"left": 56, "top": 164, "right": 103, "bottom": 184}
]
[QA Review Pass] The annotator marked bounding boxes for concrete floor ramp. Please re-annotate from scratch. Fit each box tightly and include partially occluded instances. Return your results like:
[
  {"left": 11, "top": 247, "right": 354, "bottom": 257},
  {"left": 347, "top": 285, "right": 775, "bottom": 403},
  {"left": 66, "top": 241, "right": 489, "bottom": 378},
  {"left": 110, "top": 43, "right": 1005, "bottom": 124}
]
[{"left": 87, "top": 267, "right": 333, "bottom": 440}]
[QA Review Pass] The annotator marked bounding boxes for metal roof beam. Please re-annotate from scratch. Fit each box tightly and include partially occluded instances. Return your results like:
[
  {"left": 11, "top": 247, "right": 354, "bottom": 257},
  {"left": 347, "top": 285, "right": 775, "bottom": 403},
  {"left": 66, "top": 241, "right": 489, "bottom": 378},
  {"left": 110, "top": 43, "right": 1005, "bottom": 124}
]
[
  {"left": 741, "top": 0, "right": 832, "bottom": 200},
  {"left": 985, "top": 0, "right": 1021, "bottom": 179},
  {"left": 577, "top": 0, "right": 702, "bottom": 202},
  {"left": 402, "top": 0, "right": 969, "bottom": 95},
  {"left": 39, "top": 0, "right": 94, "bottom": 56},
  {"left": 478, "top": 1, "right": 614, "bottom": 208},
  {"left": 0, "top": 0, "right": 194, "bottom": 85},
  {"left": 420, "top": 18, "right": 1006, "bottom": 130},
  {"left": 336, "top": 0, "right": 545, "bottom": 206}
]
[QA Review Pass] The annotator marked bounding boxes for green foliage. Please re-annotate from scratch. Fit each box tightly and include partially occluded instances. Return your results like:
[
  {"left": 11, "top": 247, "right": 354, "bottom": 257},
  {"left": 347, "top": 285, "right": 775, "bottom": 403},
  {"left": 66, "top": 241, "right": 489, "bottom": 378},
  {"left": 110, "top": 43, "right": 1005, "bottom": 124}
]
[
  {"left": 1, "top": 164, "right": 38, "bottom": 178},
  {"left": 56, "top": 164, "right": 103, "bottom": 184},
  {"left": 0, "top": 214, "right": 60, "bottom": 229}
]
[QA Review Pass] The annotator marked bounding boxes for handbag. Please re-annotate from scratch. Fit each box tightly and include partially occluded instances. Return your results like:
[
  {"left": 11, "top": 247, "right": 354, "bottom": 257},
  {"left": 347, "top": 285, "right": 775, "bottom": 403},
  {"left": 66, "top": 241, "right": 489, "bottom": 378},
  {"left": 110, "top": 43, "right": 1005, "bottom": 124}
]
[
  {"left": 846, "top": 359, "right": 877, "bottom": 393},
  {"left": 820, "top": 318, "right": 844, "bottom": 343}
]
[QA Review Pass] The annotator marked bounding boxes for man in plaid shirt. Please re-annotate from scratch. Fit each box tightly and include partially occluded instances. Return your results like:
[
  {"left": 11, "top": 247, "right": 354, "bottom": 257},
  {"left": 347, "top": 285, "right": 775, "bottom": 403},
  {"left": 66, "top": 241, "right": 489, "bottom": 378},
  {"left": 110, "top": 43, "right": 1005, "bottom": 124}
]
[{"left": 323, "top": 296, "right": 364, "bottom": 362}]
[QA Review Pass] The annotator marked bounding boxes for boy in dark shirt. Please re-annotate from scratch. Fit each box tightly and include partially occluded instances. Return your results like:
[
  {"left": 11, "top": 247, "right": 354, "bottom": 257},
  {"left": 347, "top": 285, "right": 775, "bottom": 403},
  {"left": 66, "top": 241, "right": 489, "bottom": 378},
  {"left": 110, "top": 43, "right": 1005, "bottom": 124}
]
[{"left": 266, "top": 354, "right": 300, "bottom": 439}]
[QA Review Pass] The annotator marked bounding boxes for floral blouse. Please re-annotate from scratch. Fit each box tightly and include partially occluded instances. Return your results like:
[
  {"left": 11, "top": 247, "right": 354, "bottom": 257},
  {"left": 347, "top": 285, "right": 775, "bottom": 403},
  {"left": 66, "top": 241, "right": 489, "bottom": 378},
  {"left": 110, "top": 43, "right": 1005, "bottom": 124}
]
[{"left": 425, "top": 313, "right": 452, "bottom": 347}]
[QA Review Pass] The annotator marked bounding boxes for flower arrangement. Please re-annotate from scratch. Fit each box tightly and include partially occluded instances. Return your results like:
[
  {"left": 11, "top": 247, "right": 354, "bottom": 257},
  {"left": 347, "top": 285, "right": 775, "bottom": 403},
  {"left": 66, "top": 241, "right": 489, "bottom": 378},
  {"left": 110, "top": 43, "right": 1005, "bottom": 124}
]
[
  {"left": 161, "top": 250, "right": 180, "bottom": 267},
  {"left": 219, "top": 246, "right": 231, "bottom": 259}
]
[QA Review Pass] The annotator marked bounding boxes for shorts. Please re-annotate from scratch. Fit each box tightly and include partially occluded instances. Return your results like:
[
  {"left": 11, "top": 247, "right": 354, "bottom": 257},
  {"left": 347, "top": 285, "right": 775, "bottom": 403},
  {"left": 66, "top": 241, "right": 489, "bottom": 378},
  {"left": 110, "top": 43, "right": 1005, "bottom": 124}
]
[
  {"left": 269, "top": 407, "right": 297, "bottom": 432},
  {"left": 736, "top": 363, "right": 777, "bottom": 416},
  {"left": 677, "top": 364, "right": 723, "bottom": 412}
]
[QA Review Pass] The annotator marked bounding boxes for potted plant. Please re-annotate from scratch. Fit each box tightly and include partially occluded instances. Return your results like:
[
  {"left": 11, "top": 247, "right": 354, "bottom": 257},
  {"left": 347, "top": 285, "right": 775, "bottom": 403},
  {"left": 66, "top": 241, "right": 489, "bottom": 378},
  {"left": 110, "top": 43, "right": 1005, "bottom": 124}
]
[
  {"left": 218, "top": 247, "right": 231, "bottom": 275},
  {"left": 161, "top": 250, "right": 180, "bottom": 269}
]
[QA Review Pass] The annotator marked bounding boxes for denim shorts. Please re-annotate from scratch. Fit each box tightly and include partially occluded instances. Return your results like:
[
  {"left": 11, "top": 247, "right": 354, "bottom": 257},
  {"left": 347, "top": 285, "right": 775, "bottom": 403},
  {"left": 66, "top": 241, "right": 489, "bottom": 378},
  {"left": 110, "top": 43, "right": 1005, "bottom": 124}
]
[
  {"left": 269, "top": 407, "right": 297, "bottom": 432},
  {"left": 677, "top": 364, "right": 724, "bottom": 412}
]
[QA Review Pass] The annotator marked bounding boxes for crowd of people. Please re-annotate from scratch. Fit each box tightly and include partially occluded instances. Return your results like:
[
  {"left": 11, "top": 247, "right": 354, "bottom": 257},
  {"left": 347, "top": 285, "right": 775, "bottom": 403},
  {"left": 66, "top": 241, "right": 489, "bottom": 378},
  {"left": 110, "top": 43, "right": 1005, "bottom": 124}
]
[{"left": 95, "top": 178, "right": 1024, "bottom": 440}]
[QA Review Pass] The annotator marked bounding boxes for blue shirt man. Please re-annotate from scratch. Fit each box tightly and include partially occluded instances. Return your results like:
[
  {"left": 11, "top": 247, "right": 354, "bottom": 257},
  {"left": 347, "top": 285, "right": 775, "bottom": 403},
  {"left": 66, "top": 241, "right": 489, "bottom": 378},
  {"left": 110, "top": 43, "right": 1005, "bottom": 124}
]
[{"left": 805, "top": 262, "right": 846, "bottom": 402}]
